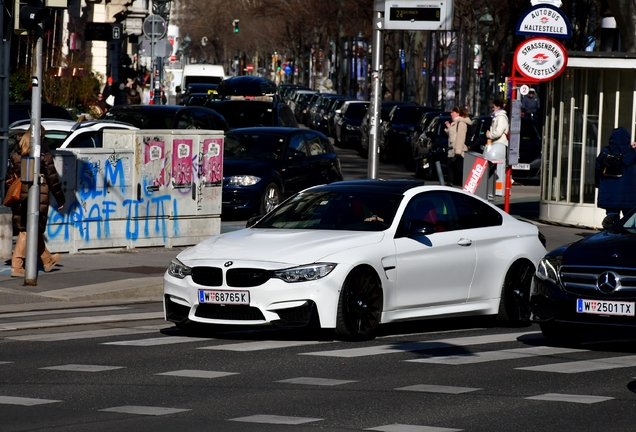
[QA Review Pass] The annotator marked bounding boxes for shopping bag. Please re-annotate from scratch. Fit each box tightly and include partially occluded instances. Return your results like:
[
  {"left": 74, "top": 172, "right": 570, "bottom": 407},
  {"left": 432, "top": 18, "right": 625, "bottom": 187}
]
[{"left": 4, "top": 173, "right": 22, "bottom": 207}]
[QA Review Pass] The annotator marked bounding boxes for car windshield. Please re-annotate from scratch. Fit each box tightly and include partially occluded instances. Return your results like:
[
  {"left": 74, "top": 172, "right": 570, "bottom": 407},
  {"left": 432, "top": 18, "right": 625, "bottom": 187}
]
[
  {"left": 521, "top": 120, "right": 541, "bottom": 141},
  {"left": 224, "top": 133, "right": 286, "bottom": 160},
  {"left": 211, "top": 104, "right": 276, "bottom": 128},
  {"left": 346, "top": 103, "right": 369, "bottom": 118},
  {"left": 254, "top": 190, "right": 403, "bottom": 231},
  {"left": 103, "top": 110, "right": 175, "bottom": 128}
]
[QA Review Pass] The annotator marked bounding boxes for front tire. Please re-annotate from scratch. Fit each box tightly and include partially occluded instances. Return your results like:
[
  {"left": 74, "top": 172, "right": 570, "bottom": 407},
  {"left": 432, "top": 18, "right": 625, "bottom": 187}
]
[
  {"left": 335, "top": 266, "right": 383, "bottom": 341},
  {"left": 260, "top": 183, "right": 281, "bottom": 215},
  {"left": 497, "top": 260, "right": 534, "bottom": 326}
]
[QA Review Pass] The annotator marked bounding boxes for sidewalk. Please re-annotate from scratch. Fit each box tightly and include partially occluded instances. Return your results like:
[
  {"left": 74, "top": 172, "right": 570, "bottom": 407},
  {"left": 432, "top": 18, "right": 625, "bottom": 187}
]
[{"left": 0, "top": 184, "right": 598, "bottom": 314}]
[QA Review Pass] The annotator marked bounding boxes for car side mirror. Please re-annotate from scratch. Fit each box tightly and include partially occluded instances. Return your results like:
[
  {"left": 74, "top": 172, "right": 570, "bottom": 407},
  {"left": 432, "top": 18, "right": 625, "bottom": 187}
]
[
  {"left": 246, "top": 215, "right": 264, "bottom": 228},
  {"left": 602, "top": 213, "right": 619, "bottom": 230},
  {"left": 400, "top": 219, "right": 435, "bottom": 237},
  {"left": 176, "top": 86, "right": 181, "bottom": 93}
]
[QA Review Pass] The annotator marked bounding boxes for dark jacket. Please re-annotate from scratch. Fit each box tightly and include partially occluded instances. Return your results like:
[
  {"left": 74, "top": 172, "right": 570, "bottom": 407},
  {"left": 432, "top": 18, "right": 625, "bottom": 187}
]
[
  {"left": 595, "top": 127, "right": 636, "bottom": 211},
  {"left": 6, "top": 142, "right": 65, "bottom": 233}
]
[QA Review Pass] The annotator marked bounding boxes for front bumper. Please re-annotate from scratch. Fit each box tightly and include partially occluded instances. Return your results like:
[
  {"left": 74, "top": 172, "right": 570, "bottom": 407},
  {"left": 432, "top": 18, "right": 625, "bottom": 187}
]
[
  {"left": 530, "top": 276, "right": 636, "bottom": 329},
  {"left": 163, "top": 261, "right": 348, "bottom": 329}
]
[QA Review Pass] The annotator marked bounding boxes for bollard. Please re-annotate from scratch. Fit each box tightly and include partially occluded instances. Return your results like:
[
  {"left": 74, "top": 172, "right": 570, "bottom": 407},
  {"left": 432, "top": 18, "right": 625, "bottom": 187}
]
[{"left": 0, "top": 206, "right": 13, "bottom": 259}]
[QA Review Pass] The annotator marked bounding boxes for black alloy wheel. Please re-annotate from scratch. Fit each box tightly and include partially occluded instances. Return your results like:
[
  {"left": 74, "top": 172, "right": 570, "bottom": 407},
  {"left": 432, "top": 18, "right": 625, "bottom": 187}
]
[
  {"left": 497, "top": 260, "right": 534, "bottom": 326},
  {"left": 335, "top": 266, "right": 383, "bottom": 340},
  {"left": 260, "top": 183, "right": 281, "bottom": 215}
]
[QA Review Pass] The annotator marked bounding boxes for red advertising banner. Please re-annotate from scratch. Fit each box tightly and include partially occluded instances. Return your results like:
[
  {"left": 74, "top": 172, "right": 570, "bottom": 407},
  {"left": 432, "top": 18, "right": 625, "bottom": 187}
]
[{"left": 463, "top": 157, "right": 490, "bottom": 194}]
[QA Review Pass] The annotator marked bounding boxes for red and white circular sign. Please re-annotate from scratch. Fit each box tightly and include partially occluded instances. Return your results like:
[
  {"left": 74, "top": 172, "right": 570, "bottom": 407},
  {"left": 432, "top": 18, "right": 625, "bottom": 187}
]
[{"left": 514, "top": 36, "right": 568, "bottom": 82}]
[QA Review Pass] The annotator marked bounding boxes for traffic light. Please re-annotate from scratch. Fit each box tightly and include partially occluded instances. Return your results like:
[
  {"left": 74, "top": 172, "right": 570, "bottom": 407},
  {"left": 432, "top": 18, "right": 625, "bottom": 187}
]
[{"left": 232, "top": 19, "right": 239, "bottom": 33}]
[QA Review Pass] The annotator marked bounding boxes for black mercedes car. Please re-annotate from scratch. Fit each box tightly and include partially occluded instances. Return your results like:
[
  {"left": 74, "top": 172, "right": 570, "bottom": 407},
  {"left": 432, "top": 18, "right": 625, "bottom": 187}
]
[
  {"left": 103, "top": 105, "right": 229, "bottom": 131},
  {"left": 531, "top": 209, "right": 636, "bottom": 344},
  {"left": 222, "top": 127, "right": 344, "bottom": 217}
]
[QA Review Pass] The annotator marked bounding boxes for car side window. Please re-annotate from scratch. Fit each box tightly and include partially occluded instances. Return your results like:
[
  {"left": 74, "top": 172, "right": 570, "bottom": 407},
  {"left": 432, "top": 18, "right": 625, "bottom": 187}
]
[
  {"left": 66, "top": 131, "right": 98, "bottom": 149},
  {"left": 305, "top": 133, "right": 327, "bottom": 156},
  {"left": 177, "top": 111, "right": 209, "bottom": 129},
  {"left": 452, "top": 192, "right": 503, "bottom": 229},
  {"left": 402, "top": 192, "right": 458, "bottom": 232},
  {"left": 206, "top": 114, "right": 226, "bottom": 131},
  {"left": 288, "top": 134, "right": 307, "bottom": 155}
]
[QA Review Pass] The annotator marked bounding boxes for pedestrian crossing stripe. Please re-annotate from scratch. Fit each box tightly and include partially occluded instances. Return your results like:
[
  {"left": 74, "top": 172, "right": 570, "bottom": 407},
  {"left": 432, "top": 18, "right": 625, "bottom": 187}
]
[
  {"left": 102, "top": 336, "right": 209, "bottom": 346},
  {"left": 517, "top": 355, "right": 636, "bottom": 373},
  {"left": 406, "top": 346, "right": 583, "bottom": 365},
  {"left": 229, "top": 414, "right": 323, "bottom": 425},
  {"left": 198, "top": 340, "right": 332, "bottom": 351}
]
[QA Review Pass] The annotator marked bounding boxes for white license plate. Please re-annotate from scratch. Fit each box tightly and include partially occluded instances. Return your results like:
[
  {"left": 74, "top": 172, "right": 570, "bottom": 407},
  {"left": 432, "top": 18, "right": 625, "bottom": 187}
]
[
  {"left": 576, "top": 299, "right": 635, "bottom": 316},
  {"left": 512, "top": 163, "right": 530, "bottom": 170},
  {"left": 199, "top": 290, "right": 250, "bottom": 305}
]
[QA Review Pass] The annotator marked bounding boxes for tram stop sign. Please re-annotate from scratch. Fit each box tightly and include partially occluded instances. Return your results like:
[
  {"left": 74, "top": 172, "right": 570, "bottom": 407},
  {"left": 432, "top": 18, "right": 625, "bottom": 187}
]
[{"left": 143, "top": 15, "right": 167, "bottom": 39}]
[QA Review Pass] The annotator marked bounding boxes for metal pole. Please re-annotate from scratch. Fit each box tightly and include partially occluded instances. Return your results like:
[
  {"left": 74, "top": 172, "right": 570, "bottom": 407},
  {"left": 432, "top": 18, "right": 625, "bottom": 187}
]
[
  {"left": 367, "top": 10, "right": 383, "bottom": 179},
  {"left": 0, "top": 0, "right": 11, "bottom": 203},
  {"left": 25, "top": 22, "right": 44, "bottom": 285}
]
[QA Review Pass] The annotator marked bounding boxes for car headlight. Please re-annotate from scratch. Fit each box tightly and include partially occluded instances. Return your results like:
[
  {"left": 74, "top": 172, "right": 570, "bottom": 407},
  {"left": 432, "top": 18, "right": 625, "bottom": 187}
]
[
  {"left": 168, "top": 259, "right": 192, "bottom": 279},
  {"left": 227, "top": 175, "right": 261, "bottom": 186},
  {"left": 535, "top": 255, "right": 562, "bottom": 284},
  {"left": 274, "top": 263, "right": 337, "bottom": 283}
]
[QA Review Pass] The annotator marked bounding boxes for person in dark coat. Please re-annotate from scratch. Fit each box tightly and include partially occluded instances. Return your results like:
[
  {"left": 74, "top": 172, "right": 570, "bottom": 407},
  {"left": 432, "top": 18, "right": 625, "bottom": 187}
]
[
  {"left": 595, "top": 127, "right": 636, "bottom": 226},
  {"left": 7, "top": 127, "right": 66, "bottom": 277}
]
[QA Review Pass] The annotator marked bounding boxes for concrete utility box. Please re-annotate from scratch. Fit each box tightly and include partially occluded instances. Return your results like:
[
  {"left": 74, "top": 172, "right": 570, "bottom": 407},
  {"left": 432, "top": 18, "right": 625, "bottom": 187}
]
[{"left": 47, "top": 129, "right": 224, "bottom": 253}]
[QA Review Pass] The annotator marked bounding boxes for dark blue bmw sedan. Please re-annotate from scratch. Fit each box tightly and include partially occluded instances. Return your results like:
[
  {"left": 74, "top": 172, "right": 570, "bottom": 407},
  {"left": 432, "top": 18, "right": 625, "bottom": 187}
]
[{"left": 222, "top": 127, "right": 344, "bottom": 217}]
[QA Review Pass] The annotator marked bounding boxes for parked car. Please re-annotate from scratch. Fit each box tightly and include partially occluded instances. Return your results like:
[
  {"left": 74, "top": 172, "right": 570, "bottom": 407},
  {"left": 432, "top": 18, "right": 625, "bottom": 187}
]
[
  {"left": 531, "top": 208, "right": 636, "bottom": 345},
  {"left": 221, "top": 127, "right": 343, "bottom": 216},
  {"left": 322, "top": 97, "right": 350, "bottom": 137},
  {"left": 381, "top": 105, "right": 435, "bottom": 164},
  {"left": 411, "top": 115, "right": 452, "bottom": 179},
  {"left": 360, "top": 101, "right": 417, "bottom": 156},
  {"left": 102, "top": 105, "right": 229, "bottom": 131},
  {"left": 409, "top": 111, "right": 451, "bottom": 152},
  {"left": 185, "top": 93, "right": 210, "bottom": 106},
  {"left": 295, "top": 91, "right": 320, "bottom": 125},
  {"left": 472, "top": 115, "right": 542, "bottom": 182},
  {"left": 8, "top": 118, "right": 76, "bottom": 151},
  {"left": 309, "top": 94, "right": 346, "bottom": 131},
  {"left": 164, "top": 180, "right": 546, "bottom": 340},
  {"left": 334, "top": 100, "right": 370, "bottom": 148},
  {"left": 9, "top": 101, "right": 74, "bottom": 124},
  {"left": 176, "top": 83, "right": 218, "bottom": 105}
]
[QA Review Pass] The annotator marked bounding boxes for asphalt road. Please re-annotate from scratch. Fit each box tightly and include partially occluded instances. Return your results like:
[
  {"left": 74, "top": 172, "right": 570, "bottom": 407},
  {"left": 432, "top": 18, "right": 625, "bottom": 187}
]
[{"left": 3, "top": 309, "right": 636, "bottom": 432}]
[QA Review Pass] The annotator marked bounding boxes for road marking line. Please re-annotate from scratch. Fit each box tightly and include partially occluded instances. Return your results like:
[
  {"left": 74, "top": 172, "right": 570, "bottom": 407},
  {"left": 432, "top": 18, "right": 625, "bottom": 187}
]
[
  {"left": 40, "top": 364, "right": 124, "bottom": 372},
  {"left": 102, "top": 336, "right": 209, "bottom": 346},
  {"left": 365, "top": 424, "right": 463, "bottom": 431},
  {"left": 99, "top": 405, "right": 190, "bottom": 416},
  {"left": 6, "top": 328, "right": 157, "bottom": 342},
  {"left": 395, "top": 384, "right": 481, "bottom": 394},
  {"left": 0, "top": 312, "right": 164, "bottom": 331},
  {"left": 407, "top": 346, "right": 582, "bottom": 365},
  {"left": 517, "top": 355, "right": 636, "bottom": 373},
  {"left": 0, "top": 396, "right": 61, "bottom": 406},
  {"left": 156, "top": 370, "right": 238, "bottom": 379},
  {"left": 276, "top": 377, "right": 357, "bottom": 386},
  {"left": 526, "top": 393, "right": 613, "bottom": 404},
  {"left": 302, "top": 332, "right": 540, "bottom": 358},
  {"left": 229, "top": 414, "right": 323, "bottom": 425},
  {"left": 199, "top": 340, "right": 331, "bottom": 351},
  {"left": 0, "top": 306, "right": 130, "bottom": 319}
]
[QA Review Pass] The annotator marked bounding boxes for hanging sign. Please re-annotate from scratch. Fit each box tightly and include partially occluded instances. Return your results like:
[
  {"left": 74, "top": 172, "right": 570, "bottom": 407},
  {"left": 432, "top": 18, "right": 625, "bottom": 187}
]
[
  {"left": 513, "top": 36, "right": 568, "bottom": 82},
  {"left": 516, "top": 4, "right": 572, "bottom": 39}
]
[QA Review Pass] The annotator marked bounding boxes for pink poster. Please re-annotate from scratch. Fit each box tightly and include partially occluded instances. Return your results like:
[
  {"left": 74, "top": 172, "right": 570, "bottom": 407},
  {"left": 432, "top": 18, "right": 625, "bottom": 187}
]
[
  {"left": 143, "top": 137, "right": 166, "bottom": 190},
  {"left": 144, "top": 139, "right": 164, "bottom": 164},
  {"left": 172, "top": 139, "right": 193, "bottom": 188},
  {"left": 201, "top": 138, "right": 223, "bottom": 187}
]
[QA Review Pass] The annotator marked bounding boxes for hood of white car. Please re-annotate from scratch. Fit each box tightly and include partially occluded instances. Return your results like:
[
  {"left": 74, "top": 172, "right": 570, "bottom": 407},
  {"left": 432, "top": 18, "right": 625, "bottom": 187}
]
[{"left": 178, "top": 228, "right": 384, "bottom": 265}]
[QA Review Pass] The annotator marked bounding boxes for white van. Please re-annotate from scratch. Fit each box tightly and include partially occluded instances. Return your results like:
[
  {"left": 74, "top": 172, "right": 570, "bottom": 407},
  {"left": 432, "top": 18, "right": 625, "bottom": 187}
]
[{"left": 177, "top": 64, "right": 226, "bottom": 96}]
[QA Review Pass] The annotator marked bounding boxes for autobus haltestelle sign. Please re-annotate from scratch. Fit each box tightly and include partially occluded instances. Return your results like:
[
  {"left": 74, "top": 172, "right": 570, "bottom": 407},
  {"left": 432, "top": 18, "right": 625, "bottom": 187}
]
[{"left": 514, "top": 36, "right": 568, "bottom": 81}]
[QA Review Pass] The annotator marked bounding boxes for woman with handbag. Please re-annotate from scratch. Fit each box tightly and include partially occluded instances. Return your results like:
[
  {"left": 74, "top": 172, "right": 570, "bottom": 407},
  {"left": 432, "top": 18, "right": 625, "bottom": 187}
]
[{"left": 6, "top": 127, "right": 65, "bottom": 277}]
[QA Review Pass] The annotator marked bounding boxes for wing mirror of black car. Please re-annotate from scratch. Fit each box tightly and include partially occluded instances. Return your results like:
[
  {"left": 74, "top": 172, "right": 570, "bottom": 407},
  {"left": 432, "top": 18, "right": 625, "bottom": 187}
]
[
  {"left": 602, "top": 213, "right": 620, "bottom": 231},
  {"left": 246, "top": 215, "right": 264, "bottom": 228}
]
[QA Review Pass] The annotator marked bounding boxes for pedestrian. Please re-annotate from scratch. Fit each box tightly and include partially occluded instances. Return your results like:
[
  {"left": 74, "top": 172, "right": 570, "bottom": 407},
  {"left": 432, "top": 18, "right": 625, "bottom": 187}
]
[
  {"left": 102, "top": 77, "right": 115, "bottom": 105},
  {"left": 93, "top": 93, "right": 109, "bottom": 115},
  {"left": 595, "top": 127, "right": 636, "bottom": 227},
  {"left": 444, "top": 106, "right": 472, "bottom": 187},
  {"left": 6, "top": 127, "right": 66, "bottom": 277},
  {"left": 521, "top": 89, "right": 540, "bottom": 120},
  {"left": 126, "top": 79, "right": 142, "bottom": 105},
  {"left": 486, "top": 99, "right": 509, "bottom": 146}
]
